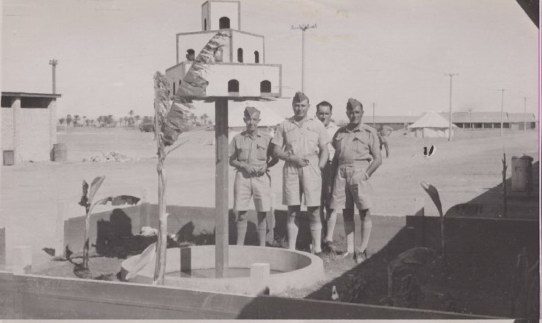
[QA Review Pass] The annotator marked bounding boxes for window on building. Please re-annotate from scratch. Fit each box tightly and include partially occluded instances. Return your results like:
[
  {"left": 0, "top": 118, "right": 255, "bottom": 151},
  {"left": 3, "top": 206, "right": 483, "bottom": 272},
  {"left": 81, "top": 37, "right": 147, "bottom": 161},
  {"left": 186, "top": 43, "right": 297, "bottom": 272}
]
[
  {"left": 254, "top": 51, "right": 260, "bottom": 63},
  {"left": 237, "top": 48, "right": 243, "bottom": 63},
  {"left": 260, "top": 80, "right": 271, "bottom": 94},
  {"left": 219, "top": 17, "right": 230, "bottom": 29},
  {"left": 204, "top": 18, "right": 207, "bottom": 31},
  {"left": 228, "top": 79, "right": 239, "bottom": 93},
  {"left": 1, "top": 96, "right": 13, "bottom": 108}
]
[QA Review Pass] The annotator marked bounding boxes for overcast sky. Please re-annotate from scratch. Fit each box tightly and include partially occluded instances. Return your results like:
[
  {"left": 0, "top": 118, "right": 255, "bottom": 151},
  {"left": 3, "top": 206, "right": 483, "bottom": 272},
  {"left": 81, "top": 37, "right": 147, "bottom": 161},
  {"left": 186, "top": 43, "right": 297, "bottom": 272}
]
[{"left": 2, "top": 0, "right": 539, "bottom": 121}]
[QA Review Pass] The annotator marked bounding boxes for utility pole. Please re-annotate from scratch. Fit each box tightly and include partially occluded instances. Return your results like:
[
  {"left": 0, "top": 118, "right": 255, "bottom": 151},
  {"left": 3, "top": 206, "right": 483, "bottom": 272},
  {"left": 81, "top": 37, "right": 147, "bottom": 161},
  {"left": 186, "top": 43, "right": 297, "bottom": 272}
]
[
  {"left": 499, "top": 89, "right": 506, "bottom": 137},
  {"left": 372, "top": 102, "right": 376, "bottom": 128},
  {"left": 49, "top": 59, "right": 58, "bottom": 94},
  {"left": 291, "top": 24, "right": 317, "bottom": 92},
  {"left": 523, "top": 97, "right": 527, "bottom": 132},
  {"left": 446, "top": 73, "right": 458, "bottom": 141}
]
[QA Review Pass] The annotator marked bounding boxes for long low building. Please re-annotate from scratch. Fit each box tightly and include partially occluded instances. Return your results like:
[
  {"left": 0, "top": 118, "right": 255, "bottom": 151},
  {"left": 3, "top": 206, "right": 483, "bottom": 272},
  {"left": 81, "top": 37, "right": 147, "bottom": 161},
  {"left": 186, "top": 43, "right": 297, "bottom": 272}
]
[
  {"left": 369, "top": 111, "right": 537, "bottom": 130},
  {"left": 1, "top": 91, "right": 61, "bottom": 165}
]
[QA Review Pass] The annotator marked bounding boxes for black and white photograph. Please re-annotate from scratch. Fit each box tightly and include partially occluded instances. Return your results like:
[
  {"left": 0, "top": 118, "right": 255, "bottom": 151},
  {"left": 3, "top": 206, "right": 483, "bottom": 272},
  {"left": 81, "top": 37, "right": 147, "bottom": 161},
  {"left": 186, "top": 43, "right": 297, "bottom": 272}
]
[{"left": 0, "top": 0, "right": 540, "bottom": 319}]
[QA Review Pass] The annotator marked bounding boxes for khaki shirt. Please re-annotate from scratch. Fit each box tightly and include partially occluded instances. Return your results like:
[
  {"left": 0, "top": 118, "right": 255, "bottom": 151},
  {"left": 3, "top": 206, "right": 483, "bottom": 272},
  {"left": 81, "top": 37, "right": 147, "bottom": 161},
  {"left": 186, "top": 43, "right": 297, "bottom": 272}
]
[
  {"left": 229, "top": 130, "right": 272, "bottom": 167},
  {"left": 272, "top": 117, "right": 330, "bottom": 158},
  {"left": 325, "top": 122, "right": 339, "bottom": 162},
  {"left": 333, "top": 123, "right": 381, "bottom": 164}
]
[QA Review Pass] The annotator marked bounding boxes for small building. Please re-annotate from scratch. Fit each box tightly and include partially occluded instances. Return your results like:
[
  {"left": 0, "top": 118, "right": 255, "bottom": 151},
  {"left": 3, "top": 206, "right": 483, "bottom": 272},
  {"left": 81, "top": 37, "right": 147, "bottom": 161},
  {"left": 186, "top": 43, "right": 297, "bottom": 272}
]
[
  {"left": 166, "top": 0, "right": 282, "bottom": 98},
  {"left": 408, "top": 111, "right": 456, "bottom": 138},
  {"left": 1, "top": 92, "right": 60, "bottom": 165}
]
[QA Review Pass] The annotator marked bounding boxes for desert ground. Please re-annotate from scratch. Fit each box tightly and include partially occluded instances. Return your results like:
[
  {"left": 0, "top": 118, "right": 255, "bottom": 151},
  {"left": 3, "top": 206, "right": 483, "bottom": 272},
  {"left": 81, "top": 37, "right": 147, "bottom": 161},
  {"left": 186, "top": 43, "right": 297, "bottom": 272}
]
[{"left": 0, "top": 125, "right": 539, "bottom": 267}]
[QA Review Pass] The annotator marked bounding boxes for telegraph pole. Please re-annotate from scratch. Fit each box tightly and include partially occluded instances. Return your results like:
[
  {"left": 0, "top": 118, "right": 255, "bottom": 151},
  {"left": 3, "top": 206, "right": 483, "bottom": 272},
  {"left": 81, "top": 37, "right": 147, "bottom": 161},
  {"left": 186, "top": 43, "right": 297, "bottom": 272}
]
[
  {"left": 291, "top": 24, "right": 317, "bottom": 92},
  {"left": 49, "top": 59, "right": 58, "bottom": 94},
  {"left": 446, "top": 73, "right": 458, "bottom": 141},
  {"left": 499, "top": 89, "right": 506, "bottom": 137},
  {"left": 523, "top": 97, "right": 527, "bottom": 132},
  {"left": 372, "top": 102, "right": 376, "bottom": 128}
]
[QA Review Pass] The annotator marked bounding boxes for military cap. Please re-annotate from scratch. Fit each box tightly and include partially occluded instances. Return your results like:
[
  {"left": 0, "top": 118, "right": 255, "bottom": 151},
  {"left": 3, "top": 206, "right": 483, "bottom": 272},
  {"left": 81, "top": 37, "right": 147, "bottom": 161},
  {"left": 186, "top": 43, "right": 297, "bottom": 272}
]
[
  {"left": 244, "top": 106, "right": 260, "bottom": 119},
  {"left": 292, "top": 91, "right": 309, "bottom": 104},
  {"left": 346, "top": 98, "right": 363, "bottom": 110}
]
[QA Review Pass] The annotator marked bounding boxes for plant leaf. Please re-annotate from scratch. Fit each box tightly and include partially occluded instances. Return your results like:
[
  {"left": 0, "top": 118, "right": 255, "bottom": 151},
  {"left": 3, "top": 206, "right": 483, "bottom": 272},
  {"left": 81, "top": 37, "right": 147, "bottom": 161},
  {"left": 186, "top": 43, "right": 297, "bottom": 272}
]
[
  {"left": 88, "top": 176, "right": 106, "bottom": 205},
  {"left": 95, "top": 195, "right": 141, "bottom": 207},
  {"left": 78, "top": 180, "right": 89, "bottom": 207}
]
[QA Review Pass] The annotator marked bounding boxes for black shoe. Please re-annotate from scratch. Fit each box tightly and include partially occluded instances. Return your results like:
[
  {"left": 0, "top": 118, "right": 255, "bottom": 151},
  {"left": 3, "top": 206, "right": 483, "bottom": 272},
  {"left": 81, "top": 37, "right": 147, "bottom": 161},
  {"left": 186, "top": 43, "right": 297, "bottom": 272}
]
[
  {"left": 323, "top": 240, "right": 336, "bottom": 254},
  {"left": 354, "top": 250, "right": 368, "bottom": 264},
  {"left": 266, "top": 240, "right": 283, "bottom": 248}
]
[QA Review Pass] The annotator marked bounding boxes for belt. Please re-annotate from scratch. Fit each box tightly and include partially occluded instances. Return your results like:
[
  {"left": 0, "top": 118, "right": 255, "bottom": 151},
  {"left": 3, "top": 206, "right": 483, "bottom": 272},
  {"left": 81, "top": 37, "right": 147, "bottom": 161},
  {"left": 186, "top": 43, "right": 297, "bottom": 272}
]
[{"left": 338, "top": 160, "right": 371, "bottom": 167}]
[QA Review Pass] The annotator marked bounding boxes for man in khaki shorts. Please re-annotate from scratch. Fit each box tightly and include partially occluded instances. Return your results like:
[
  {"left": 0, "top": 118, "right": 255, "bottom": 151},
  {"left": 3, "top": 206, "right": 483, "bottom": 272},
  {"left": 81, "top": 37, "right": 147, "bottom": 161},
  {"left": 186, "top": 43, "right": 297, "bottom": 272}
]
[
  {"left": 229, "top": 107, "right": 278, "bottom": 246},
  {"left": 273, "top": 92, "right": 330, "bottom": 254},
  {"left": 330, "top": 98, "right": 382, "bottom": 263}
]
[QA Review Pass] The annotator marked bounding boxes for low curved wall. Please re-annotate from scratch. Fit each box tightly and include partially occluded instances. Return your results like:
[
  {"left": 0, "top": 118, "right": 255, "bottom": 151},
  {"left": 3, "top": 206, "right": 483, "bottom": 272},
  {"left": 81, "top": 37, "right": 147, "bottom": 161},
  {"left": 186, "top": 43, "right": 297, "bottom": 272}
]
[{"left": 123, "top": 245, "right": 324, "bottom": 295}]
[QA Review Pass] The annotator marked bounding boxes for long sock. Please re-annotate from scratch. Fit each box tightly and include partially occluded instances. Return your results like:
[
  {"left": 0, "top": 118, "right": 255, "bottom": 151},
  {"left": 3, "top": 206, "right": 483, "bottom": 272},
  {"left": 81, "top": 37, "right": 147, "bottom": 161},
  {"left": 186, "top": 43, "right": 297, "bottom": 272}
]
[
  {"left": 266, "top": 209, "right": 275, "bottom": 244},
  {"left": 257, "top": 212, "right": 267, "bottom": 247},
  {"left": 309, "top": 207, "right": 322, "bottom": 253},
  {"left": 236, "top": 211, "right": 248, "bottom": 246},
  {"left": 358, "top": 209, "right": 373, "bottom": 252},
  {"left": 325, "top": 209, "right": 338, "bottom": 242},
  {"left": 287, "top": 207, "right": 299, "bottom": 250},
  {"left": 343, "top": 209, "right": 355, "bottom": 253}
]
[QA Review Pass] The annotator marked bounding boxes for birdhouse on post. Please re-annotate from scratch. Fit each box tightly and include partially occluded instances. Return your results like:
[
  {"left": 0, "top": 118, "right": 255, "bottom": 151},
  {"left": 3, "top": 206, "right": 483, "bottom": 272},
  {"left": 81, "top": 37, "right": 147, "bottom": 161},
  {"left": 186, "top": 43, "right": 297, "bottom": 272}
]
[{"left": 165, "top": 0, "right": 282, "bottom": 278}]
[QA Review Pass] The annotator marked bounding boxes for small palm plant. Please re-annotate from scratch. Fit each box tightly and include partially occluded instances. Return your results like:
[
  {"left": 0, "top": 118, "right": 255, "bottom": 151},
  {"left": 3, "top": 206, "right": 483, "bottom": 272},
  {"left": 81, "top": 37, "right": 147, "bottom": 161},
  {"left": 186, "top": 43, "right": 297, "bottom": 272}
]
[{"left": 78, "top": 176, "right": 140, "bottom": 271}]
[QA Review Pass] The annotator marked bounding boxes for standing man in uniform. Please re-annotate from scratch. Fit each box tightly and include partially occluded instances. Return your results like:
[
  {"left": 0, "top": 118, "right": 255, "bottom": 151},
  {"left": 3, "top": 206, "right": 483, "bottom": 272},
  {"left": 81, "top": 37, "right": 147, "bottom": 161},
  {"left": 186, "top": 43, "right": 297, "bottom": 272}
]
[
  {"left": 331, "top": 98, "right": 382, "bottom": 263},
  {"left": 230, "top": 107, "right": 278, "bottom": 246},
  {"left": 273, "top": 92, "right": 330, "bottom": 254},
  {"left": 378, "top": 125, "right": 391, "bottom": 158},
  {"left": 315, "top": 101, "right": 340, "bottom": 253}
]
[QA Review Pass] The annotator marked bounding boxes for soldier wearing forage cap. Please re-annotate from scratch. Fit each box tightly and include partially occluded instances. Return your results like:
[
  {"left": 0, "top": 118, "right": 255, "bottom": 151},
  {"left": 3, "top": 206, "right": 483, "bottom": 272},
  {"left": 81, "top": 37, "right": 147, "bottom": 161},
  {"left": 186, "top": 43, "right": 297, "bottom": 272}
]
[
  {"left": 330, "top": 98, "right": 382, "bottom": 263},
  {"left": 272, "top": 92, "right": 330, "bottom": 254},
  {"left": 230, "top": 106, "right": 279, "bottom": 246}
]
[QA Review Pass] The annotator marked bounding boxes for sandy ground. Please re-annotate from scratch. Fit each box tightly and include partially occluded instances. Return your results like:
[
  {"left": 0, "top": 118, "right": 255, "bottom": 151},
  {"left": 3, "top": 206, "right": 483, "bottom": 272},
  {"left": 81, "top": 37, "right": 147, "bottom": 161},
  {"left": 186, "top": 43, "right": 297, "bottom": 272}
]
[{"left": 0, "top": 126, "right": 539, "bottom": 266}]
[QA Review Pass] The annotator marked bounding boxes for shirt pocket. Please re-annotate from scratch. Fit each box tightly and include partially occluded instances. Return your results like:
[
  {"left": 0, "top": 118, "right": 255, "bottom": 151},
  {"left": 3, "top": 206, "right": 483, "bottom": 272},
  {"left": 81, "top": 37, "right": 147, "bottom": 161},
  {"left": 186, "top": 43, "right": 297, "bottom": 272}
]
[
  {"left": 238, "top": 145, "right": 250, "bottom": 161},
  {"left": 255, "top": 144, "right": 267, "bottom": 161},
  {"left": 353, "top": 133, "right": 369, "bottom": 158}
]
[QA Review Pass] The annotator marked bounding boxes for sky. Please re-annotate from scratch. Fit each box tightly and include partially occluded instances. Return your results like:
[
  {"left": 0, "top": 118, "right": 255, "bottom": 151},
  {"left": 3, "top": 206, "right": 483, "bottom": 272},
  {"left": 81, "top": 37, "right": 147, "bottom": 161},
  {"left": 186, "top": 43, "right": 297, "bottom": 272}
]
[{"left": 2, "top": 0, "right": 539, "bottom": 122}]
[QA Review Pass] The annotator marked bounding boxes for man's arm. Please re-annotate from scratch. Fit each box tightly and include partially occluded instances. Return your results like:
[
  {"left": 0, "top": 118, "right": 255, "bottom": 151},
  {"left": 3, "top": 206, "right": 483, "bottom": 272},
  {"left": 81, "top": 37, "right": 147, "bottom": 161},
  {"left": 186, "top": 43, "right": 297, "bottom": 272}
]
[
  {"left": 273, "top": 144, "right": 308, "bottom": 167},
  {"left": 365, "top": 132, "right": 383, "bottom": 178},
  {"left": 318, "top": 143, "right": 329, "bottom": 170},
  {"left": 267, "top": 142, "right": 279, "bottom": 168}
]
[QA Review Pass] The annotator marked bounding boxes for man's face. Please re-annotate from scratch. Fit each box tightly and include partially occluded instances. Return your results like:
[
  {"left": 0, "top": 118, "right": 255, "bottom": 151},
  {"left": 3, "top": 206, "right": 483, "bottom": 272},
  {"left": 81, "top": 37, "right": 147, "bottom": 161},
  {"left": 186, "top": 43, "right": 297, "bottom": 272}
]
[
  {"left": 244, "top": 114, "right": 260, "bottom": 132},
  {"left": 316, "top": 105, "right": 332, "bottom": 127},
  {"left": 292, "top": 99, "right": 310, "bottom": 120},
  {"left": 346, "top": 105, "right": 363, "bottom": 125}
]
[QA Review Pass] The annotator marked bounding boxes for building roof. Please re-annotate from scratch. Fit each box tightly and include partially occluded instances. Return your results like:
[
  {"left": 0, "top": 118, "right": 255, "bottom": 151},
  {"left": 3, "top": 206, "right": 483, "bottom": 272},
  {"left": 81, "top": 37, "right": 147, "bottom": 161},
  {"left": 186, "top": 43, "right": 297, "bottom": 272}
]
[
  {"left": 408, "top": 111, "right": 453, "bottom": 129},
  {"left": 2, "top": 91, "right": 61, "bottom": 99},
  {"left": 370, "top": 116, "right": 419, "bottom": 124}
]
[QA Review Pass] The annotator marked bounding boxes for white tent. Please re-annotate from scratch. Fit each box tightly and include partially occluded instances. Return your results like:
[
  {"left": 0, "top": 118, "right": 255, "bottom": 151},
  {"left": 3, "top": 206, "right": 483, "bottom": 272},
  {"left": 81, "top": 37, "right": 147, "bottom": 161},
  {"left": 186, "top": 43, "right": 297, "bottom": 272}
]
[{"left": 408, "top": 111, "right": 457, "bottom": 138}]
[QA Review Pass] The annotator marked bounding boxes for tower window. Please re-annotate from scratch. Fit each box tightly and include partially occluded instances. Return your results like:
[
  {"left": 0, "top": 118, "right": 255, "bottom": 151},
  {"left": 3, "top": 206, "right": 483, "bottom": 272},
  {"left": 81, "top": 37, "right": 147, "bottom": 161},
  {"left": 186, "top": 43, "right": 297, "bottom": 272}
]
[
  {"left": 228, "top": 79, "right": 239, "bottom": 93},
  {"left": 173, "top": 82, "right": 176, "bottom": 95},
  {"left": 254, "top": 51, "right": 260, "bottom": 63},
  {"left": 260, "top": 80, "right": 271, "bottom": 93},
  {"left": 237, "top": 48, "right": 243, "bottom": 63},
  {"left": 219, "top": 17, "right": 230, "bottom": 29},
  {"left": 204, "top": 18, "right": 207, "bottom": 31}
]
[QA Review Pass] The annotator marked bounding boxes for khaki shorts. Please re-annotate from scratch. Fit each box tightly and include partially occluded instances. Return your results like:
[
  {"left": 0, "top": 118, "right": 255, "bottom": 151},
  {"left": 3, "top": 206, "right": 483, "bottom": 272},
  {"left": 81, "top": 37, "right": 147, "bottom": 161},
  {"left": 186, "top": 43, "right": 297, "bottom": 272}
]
[
  {"left": 330, "top": 163, "right": 373, "bottom": 210},
  {"left": 234, "top": 171, "right": 272, "bottom": 212},
  {"left": 282, "top": 157, "right": 322, "bottom": 207}
]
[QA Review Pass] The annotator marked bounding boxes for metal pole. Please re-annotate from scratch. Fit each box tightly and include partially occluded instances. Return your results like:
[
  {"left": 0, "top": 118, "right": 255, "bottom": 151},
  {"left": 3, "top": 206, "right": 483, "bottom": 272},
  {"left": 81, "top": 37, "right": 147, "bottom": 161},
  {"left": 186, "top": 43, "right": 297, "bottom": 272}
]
[
  {"left": 499, "top": 89, "right": 506, "bottom": 137},
  {"left": 49, "top": 59, "right": 58, "bottom": 94},
  {"left": 372, "top": 102, "right": 375, "bottom": 128},
  {"left": 523, "top": 97, "right": 527, "bottom": 132},
  {"left": 215, "top": 99, "right": 229, "bottom": 278},
  {"left": 446, "top": 73, "right": 457, "bottom": 141},
  {"left": 301, "top": 29, "right": 305, "bottom": 93}
]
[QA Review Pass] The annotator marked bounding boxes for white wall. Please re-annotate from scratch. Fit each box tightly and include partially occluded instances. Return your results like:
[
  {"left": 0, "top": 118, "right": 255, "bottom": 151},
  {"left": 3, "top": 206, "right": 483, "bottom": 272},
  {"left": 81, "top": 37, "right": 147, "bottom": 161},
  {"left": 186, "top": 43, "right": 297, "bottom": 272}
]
[
  {"left": 208, "top": 1, "right": 240, "bottom": 30},
  {"left": 177, "top": 31, "right": 232, "bottom": 64},
  {"left": 231, "top": 31, "right": 264, "bottom": 64},
  {"left": 206, "top": 64, "right": 280, "bottom": 97}
]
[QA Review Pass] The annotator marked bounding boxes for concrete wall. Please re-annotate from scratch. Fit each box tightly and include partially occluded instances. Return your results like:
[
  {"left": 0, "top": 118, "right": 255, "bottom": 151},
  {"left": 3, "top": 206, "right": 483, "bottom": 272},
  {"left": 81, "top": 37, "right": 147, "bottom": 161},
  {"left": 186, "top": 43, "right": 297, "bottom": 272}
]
[
  {"left": 207, "top": 1, "right": 240, "bottom": 30},
  {"left": 231, "top": 31, "right": 264, "bottom": 63},
  {"left": 0, "top": 271, "right": 492, "bottom": 319},
  {"left": 1, "top": 97, "right": 56, "bottom": 163}
]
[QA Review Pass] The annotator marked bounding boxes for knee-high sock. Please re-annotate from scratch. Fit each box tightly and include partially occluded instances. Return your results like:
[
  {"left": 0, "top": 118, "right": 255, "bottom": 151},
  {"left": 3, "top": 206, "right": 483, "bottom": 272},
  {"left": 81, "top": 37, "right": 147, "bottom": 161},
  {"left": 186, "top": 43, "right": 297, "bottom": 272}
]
[
  {"left": 358, "top": 209, "right": 373, "bottom": 252},
  {"left": 257, "top": 212, "right": 267, "bottom": 247},
  {"left": 343, "top": 209, "right": 355, "bottom": 253},
  {"left": 309, "top": 207, "right": 322, "bottom": 253},
  {"left": 287, "top": 207, "right": 299, "bottom": 250},
  {"left": 266, "top": 209, "right": 275, "bottom": 243},
  {"left": 236, "top": 211, "right": 248, "bottom": 246},
  {"left": 325, "top": 208, "right": 338, "bottom": 242}
]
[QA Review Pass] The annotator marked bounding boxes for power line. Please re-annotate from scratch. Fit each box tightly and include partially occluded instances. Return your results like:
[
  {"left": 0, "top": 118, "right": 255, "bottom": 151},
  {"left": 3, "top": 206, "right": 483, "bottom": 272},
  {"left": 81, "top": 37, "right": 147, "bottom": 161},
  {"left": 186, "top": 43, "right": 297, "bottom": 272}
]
[
  {"left": 446, "top": 73, "right": 458, "bottom": 141},
  {"left": 498, "top": 89, "right": 507, "bottom": 137},
  {"left": 291, "top": 24, "right": 317, "bottom": 93},
  {"left": 49, "top": 59, "right": 58, "bottom": 94}
]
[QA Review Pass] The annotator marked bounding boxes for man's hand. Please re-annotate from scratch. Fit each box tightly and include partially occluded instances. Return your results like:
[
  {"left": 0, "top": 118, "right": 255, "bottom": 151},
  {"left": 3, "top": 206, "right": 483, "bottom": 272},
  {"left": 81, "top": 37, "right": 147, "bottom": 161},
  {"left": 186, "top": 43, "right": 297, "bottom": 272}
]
[{"left": 289, "top": 155, "right": 309, "bottom": 168}]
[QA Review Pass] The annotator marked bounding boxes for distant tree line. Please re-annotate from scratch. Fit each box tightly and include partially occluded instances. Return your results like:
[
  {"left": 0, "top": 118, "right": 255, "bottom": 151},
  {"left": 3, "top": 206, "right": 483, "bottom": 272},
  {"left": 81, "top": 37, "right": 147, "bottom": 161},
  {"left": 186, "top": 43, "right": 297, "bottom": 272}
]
[{"left": 58, "top": 110, "right": 213, "bottom": 129}]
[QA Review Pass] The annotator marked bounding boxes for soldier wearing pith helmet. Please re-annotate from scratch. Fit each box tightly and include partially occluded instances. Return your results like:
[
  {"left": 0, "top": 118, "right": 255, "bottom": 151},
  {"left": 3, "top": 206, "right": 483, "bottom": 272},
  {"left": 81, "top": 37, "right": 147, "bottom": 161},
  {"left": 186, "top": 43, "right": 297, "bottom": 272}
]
[{"left": 272, "top": 91, "right": 331, "bottom": 255}]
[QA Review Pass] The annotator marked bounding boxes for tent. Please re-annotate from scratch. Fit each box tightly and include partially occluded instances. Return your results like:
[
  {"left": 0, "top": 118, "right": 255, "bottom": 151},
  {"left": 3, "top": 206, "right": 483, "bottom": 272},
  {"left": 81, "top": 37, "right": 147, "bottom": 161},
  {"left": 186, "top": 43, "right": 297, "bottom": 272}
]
[{"left": 408, "top": 111, "right": 457, "bottom": 138}]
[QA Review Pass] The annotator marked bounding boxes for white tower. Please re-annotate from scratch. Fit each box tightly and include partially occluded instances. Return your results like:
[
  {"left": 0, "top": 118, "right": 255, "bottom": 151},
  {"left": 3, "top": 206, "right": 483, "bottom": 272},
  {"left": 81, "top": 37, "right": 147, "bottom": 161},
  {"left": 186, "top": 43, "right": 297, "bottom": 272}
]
[{"left": 201, "top": 1, "right": 240, "bottom": 31}]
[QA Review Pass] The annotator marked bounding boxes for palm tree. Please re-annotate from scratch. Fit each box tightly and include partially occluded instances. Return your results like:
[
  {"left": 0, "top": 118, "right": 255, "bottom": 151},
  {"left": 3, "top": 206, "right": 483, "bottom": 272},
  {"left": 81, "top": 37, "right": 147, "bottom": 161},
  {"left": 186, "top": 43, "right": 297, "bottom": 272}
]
[
  {"left": 66, "top": 114, "right": 73, "bottom": 127},
  {"left": 58, "top": 118, "right": 66, "bottom": 125},
  {"left": 73, "top": 115, "right": 81, "bottom": 127}
]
